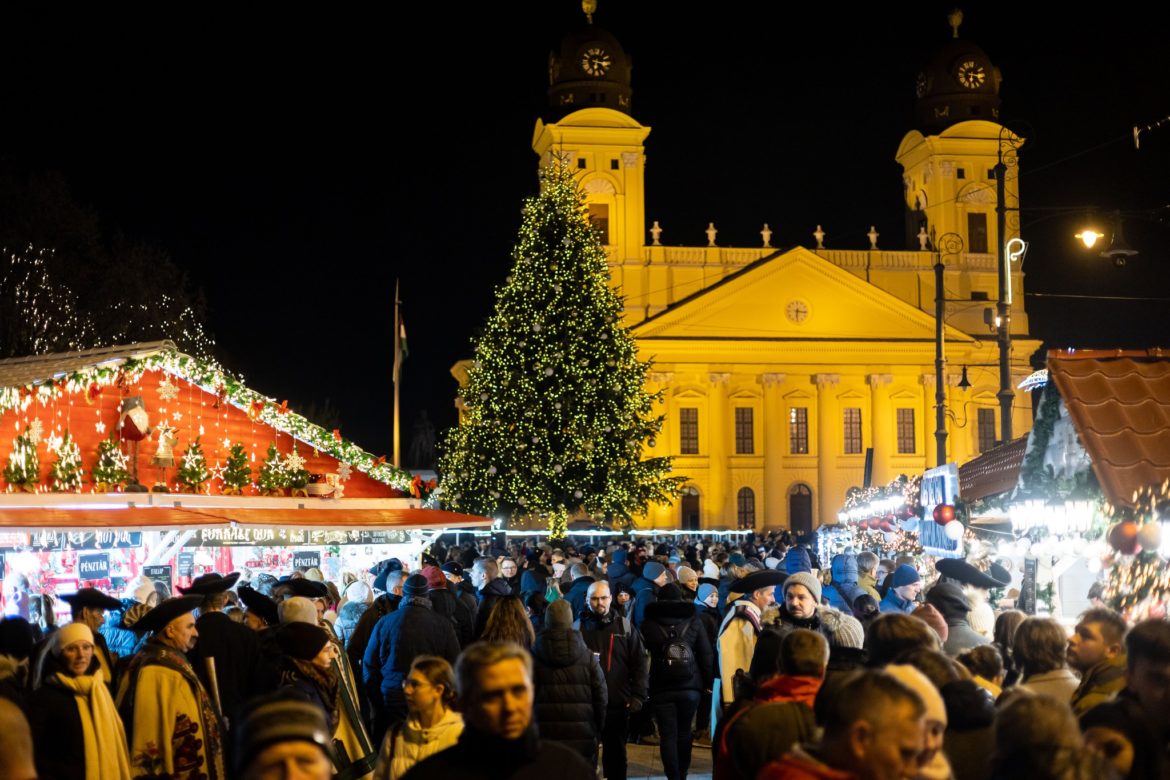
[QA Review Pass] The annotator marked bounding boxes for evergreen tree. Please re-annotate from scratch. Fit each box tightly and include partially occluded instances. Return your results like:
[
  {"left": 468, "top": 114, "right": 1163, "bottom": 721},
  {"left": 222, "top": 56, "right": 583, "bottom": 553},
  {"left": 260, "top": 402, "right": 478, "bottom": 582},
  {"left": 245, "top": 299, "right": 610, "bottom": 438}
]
[
  {"left": 258, "top": 443, "right": 288, "bottom": 494},
  {"left": 222, "top": 442, "right": 251, "bottom": 493},
  {"left": 176, "top": 437, "right": 210, "bottom": 493},
  {"left": 50, "top": 431, "right": 84, "bottom": 491},
  {"left": 439, "top": 163, "right": 683, "bottom": 536},
  {"left": 91, "top": 433, "right": 129, "bottom": 488},
  {"left": 3, "top": 428, "right": 39, "bottom": 490}
]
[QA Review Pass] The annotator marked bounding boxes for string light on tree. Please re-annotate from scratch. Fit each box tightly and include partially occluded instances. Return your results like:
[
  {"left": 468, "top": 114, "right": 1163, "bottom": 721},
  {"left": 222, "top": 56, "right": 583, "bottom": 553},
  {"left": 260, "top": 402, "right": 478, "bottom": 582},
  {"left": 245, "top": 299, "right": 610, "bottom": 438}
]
[
  {"left": 91, "top": 434, "right": 130, "bottom": 492},
  {"left": 49, "top": 431, "right": 84, "bottom": 492},
  {"left": 176, "top": 437, "right": 211, "bottom": 493},
  {"left": 3, "top": 427, "right": 40, "bottom": 492},
  {"left": 222, "top": 443, "right": 251, "bottom": 495}
]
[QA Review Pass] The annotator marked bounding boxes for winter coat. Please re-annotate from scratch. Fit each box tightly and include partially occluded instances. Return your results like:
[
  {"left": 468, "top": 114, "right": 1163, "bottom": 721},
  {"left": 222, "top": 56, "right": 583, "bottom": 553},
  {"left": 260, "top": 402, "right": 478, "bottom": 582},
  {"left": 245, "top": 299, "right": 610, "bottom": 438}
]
[
  {"left": 101, "top": 599, "right": 148, "bottom": 661},
  {"left": 857, "top": 572, "right": 881, "bottom": 602},
  {"left": 879, "top": 589, "right": 917, "bottom": 614},
  {"left": 0, "top": 653, "right": 28, "bottom": 710},
  {"left": 1070, "top": 654, "right": 1127, "bottom": 716},
  {"left": 640, "top": 600, "right": 714, "bottom": 695},
  {"left": 473, "top": 578, "right": 514, "bottom": 640},
  {"left": 823, "top": 554, "right": 864, "bottom": 612},
  {"left": 1017, "top": 668, "right": 1080, "bottom": 702},
  {"left": 716, "top": 691, "right": 817, "bottom": 780},
  {"left": 694, "top": 602, "right": 721, "bottom": 672},
  {"left": 563, "top": 576, "right": 595, "bottom": 620},
  {"left": 187, "top": 609, "right": 268, "bottom": 724},
  {"left": 375, "top": 709, "right": 464, "bottom": 780},
  {"left": 519, "top": 570, "right": 547, "bottom": 597},
  {"left": 530, "top": 627, "right": 607, "bottom": 762},
  {"left": 605, "top": 552, "right": 637, "bottom": 592},
  {"left": 454, "top": 580, "right": 479, "bottom": 623},
  {"left": 757, "top": 744, "right": 854, "bottom": 780},
  {"left": 400, "top": 724, "right": 596, "bottom": 780},
  {"left": 575, "top": 608, "right": 649, "bottom": 709},
  {"left": 365, "top": 596, "right": 460, "bottom": 701},
  {"left": 337, "top": 600, "right": 371, "bottom": 648},
  {"left": 629, "top": 576, "right": 658, "bottom": 628},
  {"left": 940, "top": 620, "right": 989, "bottom": 657},
  {"left": 428, "top": 587, "right": 473, "bottom": 647},
  {"left": 503, "top": 574, "right": 523, "bottom": 596},
  {"left": 348, "top": 593, "right": 401, "bottom": 692},
  {"left": 27, "top": 655, "right": 101, "bottom": 780}
]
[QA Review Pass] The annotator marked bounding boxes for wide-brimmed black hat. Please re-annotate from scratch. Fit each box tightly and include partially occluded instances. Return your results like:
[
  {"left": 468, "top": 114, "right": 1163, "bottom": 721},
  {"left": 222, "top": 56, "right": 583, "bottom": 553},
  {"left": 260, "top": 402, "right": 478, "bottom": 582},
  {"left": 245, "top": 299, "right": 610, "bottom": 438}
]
[
  {"left": 60, "top": 587, "right": 122, "bottom": 611},
  {"left": 134, "top": 595, "right": 204, "bottom": 635},
  {"left": 936, "top": 558, "right": 1011, "bottom": 589},
  {"left": 178, "top": 571, "right": 241, "bottom": 596},
  {"left": 279, "top": 578, "right": 328, "bottom": 599},
  {"left": 238, "top": 585, "right": 279, "bottom": 626},
  {"left": 729, "top": 569, "right": 787, "bottom": 594}
]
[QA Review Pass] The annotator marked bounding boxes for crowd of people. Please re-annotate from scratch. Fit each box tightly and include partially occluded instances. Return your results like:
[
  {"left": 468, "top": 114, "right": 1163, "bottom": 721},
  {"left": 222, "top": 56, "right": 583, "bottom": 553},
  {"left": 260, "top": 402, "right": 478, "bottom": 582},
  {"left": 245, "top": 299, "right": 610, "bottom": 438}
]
[{"left": 0, "top": 531, "right": 1164, "bottom": 779}]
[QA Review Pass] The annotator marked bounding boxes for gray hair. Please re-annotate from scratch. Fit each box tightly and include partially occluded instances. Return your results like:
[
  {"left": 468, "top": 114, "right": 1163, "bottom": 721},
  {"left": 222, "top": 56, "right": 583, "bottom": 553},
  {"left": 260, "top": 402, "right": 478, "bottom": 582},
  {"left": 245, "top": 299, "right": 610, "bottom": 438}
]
[{"left": 473, "top": 558, "right": 498, "bottom": 579}]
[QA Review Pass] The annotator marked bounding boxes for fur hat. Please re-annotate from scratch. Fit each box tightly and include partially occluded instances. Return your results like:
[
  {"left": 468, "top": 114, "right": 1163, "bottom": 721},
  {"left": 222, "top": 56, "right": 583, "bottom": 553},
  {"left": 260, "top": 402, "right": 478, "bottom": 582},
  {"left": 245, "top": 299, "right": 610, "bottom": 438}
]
[{"left": 783, "top": 571, "right": 823, "bottom": 603}]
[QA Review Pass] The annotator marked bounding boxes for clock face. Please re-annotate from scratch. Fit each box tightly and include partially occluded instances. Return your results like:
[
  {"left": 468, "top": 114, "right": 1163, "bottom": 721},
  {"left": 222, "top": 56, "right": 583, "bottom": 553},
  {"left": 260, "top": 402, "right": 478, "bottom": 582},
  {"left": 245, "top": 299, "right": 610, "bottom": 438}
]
[
  {"left": 956, "top": 60, "right": 986, "bottom": 89},
  {"left": 581, "top": 46, "right": 612, "bottom": 77},
  {"left": 785, "top": 300, "right": 809, "bottom": 324}
]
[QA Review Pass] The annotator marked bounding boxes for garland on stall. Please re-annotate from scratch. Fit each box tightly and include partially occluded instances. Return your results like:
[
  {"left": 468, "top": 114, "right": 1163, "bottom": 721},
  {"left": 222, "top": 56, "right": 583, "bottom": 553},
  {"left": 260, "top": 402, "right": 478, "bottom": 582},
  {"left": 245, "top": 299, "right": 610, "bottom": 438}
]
[
  {"left": 1103, "top": 481, "right": 1170, "bottom": 620},
  {"left": 0, "top": 346, "right": 411, "bottom": 490},
  {"left": 1015, "top": 384, "right": 1099, "bottom": 503}
]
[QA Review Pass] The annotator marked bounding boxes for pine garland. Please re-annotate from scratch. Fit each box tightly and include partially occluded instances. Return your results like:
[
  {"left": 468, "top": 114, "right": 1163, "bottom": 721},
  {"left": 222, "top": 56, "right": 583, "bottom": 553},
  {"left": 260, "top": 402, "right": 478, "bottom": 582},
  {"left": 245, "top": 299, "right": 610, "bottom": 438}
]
[
  {"left": 176, "top": 437, "right": 211, "bottom": 493},
  {"left": 50, "top": 431, "right": 84, "bottom": 491}
]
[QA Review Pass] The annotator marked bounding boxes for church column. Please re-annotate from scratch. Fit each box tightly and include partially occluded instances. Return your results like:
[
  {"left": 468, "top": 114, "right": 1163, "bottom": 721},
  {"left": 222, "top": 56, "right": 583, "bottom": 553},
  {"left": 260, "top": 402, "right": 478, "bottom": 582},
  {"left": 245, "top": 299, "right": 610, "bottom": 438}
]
[
  {"left": 815, "top": 373, "right": 839, "bottom": 527},
  {"left": 648, "top": 372, "right": 674, "bottom": 528},
  {"left": 868, "top": 373, "right": 893, "bottom": 486},
  {"left": 760, "top": 373, "right": 786, "bottom": 528},
  {"left": 707, "top": 372, "right": 731, "bottom": 528}
]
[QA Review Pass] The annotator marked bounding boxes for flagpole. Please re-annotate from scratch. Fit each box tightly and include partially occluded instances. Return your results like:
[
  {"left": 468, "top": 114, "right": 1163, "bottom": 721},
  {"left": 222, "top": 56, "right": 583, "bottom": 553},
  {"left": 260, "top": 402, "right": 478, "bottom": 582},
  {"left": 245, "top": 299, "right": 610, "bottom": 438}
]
[{"left": 393, "top": 279, "right": 401, "bottom": 469}]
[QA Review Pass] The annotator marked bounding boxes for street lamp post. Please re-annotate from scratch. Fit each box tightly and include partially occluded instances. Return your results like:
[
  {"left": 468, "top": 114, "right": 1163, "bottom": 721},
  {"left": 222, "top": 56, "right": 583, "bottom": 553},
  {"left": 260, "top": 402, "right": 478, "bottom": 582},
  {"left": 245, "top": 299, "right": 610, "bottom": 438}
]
[
  {"left": 934, "top": 232, "right": 964, "bottom": 468},
  {"left": 995, "top": 133, "right": 1019, "bottom": 445}
]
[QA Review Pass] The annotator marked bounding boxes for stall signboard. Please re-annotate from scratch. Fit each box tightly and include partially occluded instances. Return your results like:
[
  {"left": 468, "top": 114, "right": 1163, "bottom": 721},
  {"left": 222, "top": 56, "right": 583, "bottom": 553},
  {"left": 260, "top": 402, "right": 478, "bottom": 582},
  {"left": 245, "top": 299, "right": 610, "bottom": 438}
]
[
  {"left": 143, "top": 565, "right": 172, "bottom": 585},
  {"left": 1020, "top": 557, "right": 1038, "bottom": 615},
  {"left": 920, "top": 464, "right": 962, "bottom": 558},
  {"left": 177, "top": 552, "right": 195, "bottom": 577},
  {"left": 292, "top": 551, "right": 321, "bottom": 570},
  {"left": 78, "top": 553, "right": 110, "bottom": 580},
  {"left": 0, "top": 531, "right": 142, "bottom": 552},
  {"left": 185, "top": 528, "right": 413, "bottom": 547}
]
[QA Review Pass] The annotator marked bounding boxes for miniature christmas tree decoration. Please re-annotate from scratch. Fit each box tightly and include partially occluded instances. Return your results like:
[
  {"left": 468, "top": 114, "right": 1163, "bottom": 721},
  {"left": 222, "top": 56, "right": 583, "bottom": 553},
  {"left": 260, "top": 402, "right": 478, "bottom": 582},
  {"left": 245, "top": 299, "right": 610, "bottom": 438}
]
[
  {"left": 222, "top": 443, "right": 252, "bottom": 495},
  {"left": 176, "top": 437, "right": 211, "bottom": 493},
  {"left": 4, "top": 428, "right": 40, "bottom": 492},
  {"left": 49, "top": 431, "right": 84, "bottom": 492}
]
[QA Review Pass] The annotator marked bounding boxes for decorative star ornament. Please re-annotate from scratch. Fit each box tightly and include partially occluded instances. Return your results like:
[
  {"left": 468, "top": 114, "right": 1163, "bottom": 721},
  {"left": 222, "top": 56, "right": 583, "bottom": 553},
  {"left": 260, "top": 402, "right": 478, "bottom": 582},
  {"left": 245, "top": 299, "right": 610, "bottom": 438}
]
[
  {"left": 157, "top": 378, "right": 180, "bottom": 402},
  {"left": 337, "top": 462, "right": 352, "bottom": 482},
  {"left": 112, "top": 450, "right": 130, "bottom": 471},
  {"left": 172, "top": 411, "right": 183, "bottom": 422},
  {"left": 208, "top": 461, "right": 226, "bottom": 481},
  {"left": 44, "top": 433, "right": 63, "bottom": 453},
  {"left": 182, "top": 449, "right": 203, "bottom": 470},
  {"left": 27, "top": 419, "right": 43, "bottom": 444},
  {"left": 284, "top": 450, "right": 306, "bottom": 472},
  {"left": 222, "top": 437, "right": 232, "bottom": 450},
  {"left": 95, "top": 420, "right": 107, "bottom": 434}
]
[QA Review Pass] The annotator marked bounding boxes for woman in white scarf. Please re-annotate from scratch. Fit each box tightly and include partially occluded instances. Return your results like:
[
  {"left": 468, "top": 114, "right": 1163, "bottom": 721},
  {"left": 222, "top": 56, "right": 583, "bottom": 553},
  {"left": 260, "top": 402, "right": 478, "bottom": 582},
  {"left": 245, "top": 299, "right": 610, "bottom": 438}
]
[{"left": 27, "top": 622, "right": 132, "bottom": 780}]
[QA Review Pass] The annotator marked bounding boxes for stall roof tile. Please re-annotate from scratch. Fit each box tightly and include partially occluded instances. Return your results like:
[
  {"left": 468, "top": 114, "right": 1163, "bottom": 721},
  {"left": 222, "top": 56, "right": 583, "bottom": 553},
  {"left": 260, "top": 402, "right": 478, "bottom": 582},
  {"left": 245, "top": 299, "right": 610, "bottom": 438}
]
[
  {"left": 959, "top": 436, "right": 1029, "bottom": 502},
  {"left": 0, "top": 341, "right": 175, "bottom": 388}
]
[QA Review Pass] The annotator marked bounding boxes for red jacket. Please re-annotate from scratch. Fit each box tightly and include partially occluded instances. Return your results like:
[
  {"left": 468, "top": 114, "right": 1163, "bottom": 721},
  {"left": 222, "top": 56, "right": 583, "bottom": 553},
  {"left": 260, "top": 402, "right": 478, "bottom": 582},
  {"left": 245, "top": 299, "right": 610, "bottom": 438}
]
[
  {"left": 754, "top": 674, "right": 822, "bottom": 709},
  {"left": 757, "top": 748, "right": 857, "bottom": 780}
]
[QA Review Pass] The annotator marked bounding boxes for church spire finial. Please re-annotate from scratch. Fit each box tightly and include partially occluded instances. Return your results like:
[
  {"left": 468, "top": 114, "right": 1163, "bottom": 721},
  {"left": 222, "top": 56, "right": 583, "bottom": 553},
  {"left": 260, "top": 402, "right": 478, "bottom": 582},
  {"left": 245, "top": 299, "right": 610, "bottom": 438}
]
[
  {"left": 948, "top": 8, "right": 963, "bottom": 38},
  {"left": 583, "top": 0, "right": 596, "bottom": 24}
]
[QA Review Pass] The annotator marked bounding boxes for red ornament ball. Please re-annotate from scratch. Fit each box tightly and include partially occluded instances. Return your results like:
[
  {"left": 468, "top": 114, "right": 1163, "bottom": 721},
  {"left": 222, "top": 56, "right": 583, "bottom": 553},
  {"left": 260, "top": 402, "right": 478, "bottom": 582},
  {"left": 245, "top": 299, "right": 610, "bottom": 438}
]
[
  {"left": 932, "top": 503, "right": 956, "bottom": 525},
  {"left": 1107, "top": 521, "right": 1141, "bottom": 555},
  {"left": 879, "top": 519, "right": 895, "bottom": 533}
]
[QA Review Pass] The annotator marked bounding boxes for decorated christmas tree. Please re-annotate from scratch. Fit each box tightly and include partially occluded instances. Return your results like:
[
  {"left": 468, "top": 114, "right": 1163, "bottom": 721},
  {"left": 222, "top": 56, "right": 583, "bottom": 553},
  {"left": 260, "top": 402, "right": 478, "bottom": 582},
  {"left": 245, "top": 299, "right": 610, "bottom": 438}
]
[
  {"left": 258, "top": 443, "right": 288, "bottom": 495},
  {"left": 438, "top": 163, "right": 683, "bottom": 536},
  {"left": 285, "top": 449, "right": 310, "bottom": 492},
  {"left": 176, "top": 437, "right": 211, "bottom": 493},
  {"left": 91, "top": 433, "right": 130, "bottom": 489},
  {"left": 50, "top": 431, "right": 84, "bottom": 492},
  {"left": 3, "top": 428, "right": 39, "bottom": 491},
  {"left": 222, "top": 442, "right": 251, "bottom": 494}
]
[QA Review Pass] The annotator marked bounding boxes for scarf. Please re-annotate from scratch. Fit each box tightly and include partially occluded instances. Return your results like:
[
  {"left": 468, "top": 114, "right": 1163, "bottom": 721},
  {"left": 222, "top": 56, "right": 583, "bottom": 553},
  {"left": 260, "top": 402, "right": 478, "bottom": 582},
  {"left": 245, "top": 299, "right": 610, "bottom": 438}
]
[
  {"left": 54, "top": 671, "right": 132, "bottom": 780},
  {"left": 290, "top": 658, "right": 341, "bottom": 733}
]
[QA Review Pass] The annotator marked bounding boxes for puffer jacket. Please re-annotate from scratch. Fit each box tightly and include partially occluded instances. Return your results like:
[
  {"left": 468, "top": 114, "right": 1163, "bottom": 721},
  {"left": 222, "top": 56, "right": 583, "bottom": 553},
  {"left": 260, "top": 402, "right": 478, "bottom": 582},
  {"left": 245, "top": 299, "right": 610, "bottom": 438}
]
[
  {"left": 374, "top": 709, "right": 464, "bottom": 780},
  {"left": 335, "top": 600, "right": 370, "bottom": 649},
  {"left": 428, "top": 587, "right": 473, "bottom": 647},
  {"left": 100, "top": 599, "right": 148, "bottom": 661},
  {"left": 629, "top": 576, "right": 658, "bottom": 627},
  {"left": 530, "top": 627, "right": 607, "bottom": 763},
  {"left": 576, "top": 608, "right": 649, "bottom": 708},
  {"left": 364, "top": 596, "right": 460, "bottom": 700},
  {"left": 640, "top": 600, "right": 714, "bottom": 695},
  {"left": 606, "top": 551, "right": 636, "bottom": 592},
  {"left": 823, "top": 554, "right": 864, "bottom": 612}
]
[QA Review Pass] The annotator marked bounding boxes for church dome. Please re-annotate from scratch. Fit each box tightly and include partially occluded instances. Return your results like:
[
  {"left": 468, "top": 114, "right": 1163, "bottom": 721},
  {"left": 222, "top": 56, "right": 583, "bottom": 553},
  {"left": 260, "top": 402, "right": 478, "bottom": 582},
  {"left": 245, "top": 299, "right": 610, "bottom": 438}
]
[
  {"left": 914, "top": 10, "right": 1002, "bottom": 133},
  {"left": 547, "top": 20, "right": 633, "bottom": 119}
]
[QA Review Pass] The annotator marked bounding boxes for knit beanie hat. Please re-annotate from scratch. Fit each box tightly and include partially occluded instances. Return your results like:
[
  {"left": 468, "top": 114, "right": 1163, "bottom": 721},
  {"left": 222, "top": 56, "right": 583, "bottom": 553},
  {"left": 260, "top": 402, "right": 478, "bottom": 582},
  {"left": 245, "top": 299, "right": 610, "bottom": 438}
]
[
  {"left": 344, "top": 581, "right": 373, "bottom": 605},
  {"left": 402, "top": 574, "right": 430, "bottom": 599},
  {"left": 279, "top": 596, "right": 319, "bottom": 626},
  {"left": 784, "top": 571, "right": 823, "bottom": 603},
  {"left": 696, "top": 583, "right": 718, "bottom": 606},
  {"left": 819, "top": 607, "right": 865, "bottom": 649},
  {"left": 886, "top": 663, "right": 947, "bottom": 726},
  {"left": 658, "top": 583, "right": 684, "bottom": 602},
  {"left": 728, "top": 553, "right": 748, "bottom": 568},
  {"left": 891, "top": 564, "right": 921, "bottom": 588},
  {"left": 276, "top": 621, "right": 331, "bottom": 661},
  {"left": 420, "top": 565, "right": 447, "bottom": 591},
  {"left": 703, "top": 560, "right": 720, "bottom": 579},
  {"left": 676, "top": 566, "right": 698, "bottom": 585},
  {"left": 643, "top": 561, "right": 667, "bottom": 582},
  {"left": 913, "top": 603, "right": 950, "bottom": 643},
  {"left": 53, "top": 622, "right": 94, "bottom": 656},
  {"left": 545, "top": 598, "right": 573, "bottom": 630}
]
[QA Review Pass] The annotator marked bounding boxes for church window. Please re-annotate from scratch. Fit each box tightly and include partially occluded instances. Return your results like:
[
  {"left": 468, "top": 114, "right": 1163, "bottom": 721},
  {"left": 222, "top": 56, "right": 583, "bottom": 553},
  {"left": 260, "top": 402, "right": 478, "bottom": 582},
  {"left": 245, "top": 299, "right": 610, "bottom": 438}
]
[
  {"left": 588, "top": 204, "right": 610, "bottom": 244},
  {"left": 896, "top": 409, "right": 916, "bottom": 454},
  {"left": 737, "top": 487, "right": 756, "bottom": 529},
  {"left": 843, "top": 408, "right": 862, "bottom": 454},
  {"left": 679, "top": 408, "right": 699, "bottom": 454},
  {"left": 734, "top": 408, "right": 754, "bottom": 454},
  {"left": 789, "top": 407, "right": 809, "bottom": 454},
  {"left": 978, "top": 408, "right": 997, "bottom": 452},
  {"left": 968, "top": 213, "right": 988, "bottom": 253}
]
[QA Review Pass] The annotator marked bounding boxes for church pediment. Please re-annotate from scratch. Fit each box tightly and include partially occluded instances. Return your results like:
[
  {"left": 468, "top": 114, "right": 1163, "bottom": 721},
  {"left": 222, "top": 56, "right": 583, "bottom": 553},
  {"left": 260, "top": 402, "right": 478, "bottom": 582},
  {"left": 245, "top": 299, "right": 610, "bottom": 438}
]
[{"left": 632, "top": 247, "right": 972, "bottom": 343}]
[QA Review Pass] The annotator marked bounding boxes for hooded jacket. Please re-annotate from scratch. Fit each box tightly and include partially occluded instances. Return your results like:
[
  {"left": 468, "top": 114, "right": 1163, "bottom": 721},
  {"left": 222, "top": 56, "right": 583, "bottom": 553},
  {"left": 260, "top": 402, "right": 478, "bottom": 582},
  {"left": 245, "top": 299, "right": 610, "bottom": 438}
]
[
  {"left": 348, "top": 592, "right": 402, "bottom": 693},
  {"left": 530, "top": 627, "right": 607, "bottom": 762},
  {"left": 375, "top": 709, "right": 464, "bottom": 780},
  {"left": 640, "top": 600, "right": 714, "bottom": 695},
  {"left": 575, "top": 608, "right": 649, "bottom": 709},
  {"left": 336, "top": 600, "right": 371, "bottom": 648},
  {"left": 100, "top": 598, "right": 149, "bottom": 661},
  {"left": 823, "top": 555, "right": 864, "bottom": 612},
  {"left": 473, "top": 577, "right": 514, "bottom": 640},
  {"left": 563, "top": 576, "right": 595, "bottom": 620},
  {"left": 428, "top": 587, "right": 474, "bottom": 648},
  {"left": 365, "top": 596, "right": 460, "bottom": 700},
  {"left": 605, "top": 551, "right": 637, "bottom": 592},
  {"left": 629, "top": 575, "right": 659, "bottom": 628}
]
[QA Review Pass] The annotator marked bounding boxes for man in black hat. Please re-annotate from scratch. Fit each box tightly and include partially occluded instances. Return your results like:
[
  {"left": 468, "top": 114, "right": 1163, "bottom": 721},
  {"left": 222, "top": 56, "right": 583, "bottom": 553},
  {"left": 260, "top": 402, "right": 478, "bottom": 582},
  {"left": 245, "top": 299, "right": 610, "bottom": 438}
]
[
  {"left": 715, "top": 569, "right": 785, "bottom": 712},
  {"left": 57, "top": 587, "right": 122, "bottom": 685},
  {"left": 363, "top": 573, "right": 460, "bottom": 744},
  {"left": 115, "top": 595, "right": 226, "bottom": 779},
  {"left": 182, "top": 571, "right": 271, "bottom": 724}
]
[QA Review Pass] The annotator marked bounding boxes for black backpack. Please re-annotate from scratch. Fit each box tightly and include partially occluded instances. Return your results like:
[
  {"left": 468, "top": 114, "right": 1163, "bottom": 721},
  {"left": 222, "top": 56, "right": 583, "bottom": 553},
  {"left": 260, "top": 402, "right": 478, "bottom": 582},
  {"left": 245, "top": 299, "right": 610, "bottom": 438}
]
[{"left": 659, "top": 618, "right": 697, "bottom": 683}]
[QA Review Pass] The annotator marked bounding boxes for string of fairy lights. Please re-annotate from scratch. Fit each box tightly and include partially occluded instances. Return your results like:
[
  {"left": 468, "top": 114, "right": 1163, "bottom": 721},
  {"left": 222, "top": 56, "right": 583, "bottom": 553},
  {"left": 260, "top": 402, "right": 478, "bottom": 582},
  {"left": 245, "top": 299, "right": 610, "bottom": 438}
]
[{"left": 439, "top": 164, "right": 684, "bottom": 536}]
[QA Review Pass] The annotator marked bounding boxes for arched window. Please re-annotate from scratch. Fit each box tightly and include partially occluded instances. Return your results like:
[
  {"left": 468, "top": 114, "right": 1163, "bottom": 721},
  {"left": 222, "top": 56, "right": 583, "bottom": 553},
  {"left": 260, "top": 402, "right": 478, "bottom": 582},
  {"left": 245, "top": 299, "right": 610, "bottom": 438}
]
[{"left": 737, "top": 487, "right": 756, "bottom": 529}]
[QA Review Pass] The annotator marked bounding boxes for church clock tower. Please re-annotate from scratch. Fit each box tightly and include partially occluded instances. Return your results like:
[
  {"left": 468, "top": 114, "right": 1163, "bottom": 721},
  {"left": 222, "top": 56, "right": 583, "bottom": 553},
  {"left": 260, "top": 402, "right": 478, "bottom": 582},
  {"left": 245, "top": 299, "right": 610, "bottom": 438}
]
[{"left": 533, "top": 2, "right": 650, "bottom": 317}]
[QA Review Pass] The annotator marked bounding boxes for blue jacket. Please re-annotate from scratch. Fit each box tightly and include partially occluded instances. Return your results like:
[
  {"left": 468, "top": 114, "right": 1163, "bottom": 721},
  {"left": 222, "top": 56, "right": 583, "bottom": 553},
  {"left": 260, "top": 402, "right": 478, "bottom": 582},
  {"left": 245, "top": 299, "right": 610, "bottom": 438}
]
[
  {"left": 824, "top": 554, "right": 865, "bottom": 612},
  {"left": 100, "top": 599, "right": 147, "bottom": 661},
  {"left": 564, "top": 576, "right": 595, "bottom": 620},
  {"left": 606, "top": 552, "right": 636, "bottom": 592},
  {"left": 363, "top": 595, "right": 460, "bottom": 700},
  {"left": 879, "top": 589, "right": 917, "bottom": 614},
  {"left": 629, "top": 576, "right": 658, "bottom": 628}
]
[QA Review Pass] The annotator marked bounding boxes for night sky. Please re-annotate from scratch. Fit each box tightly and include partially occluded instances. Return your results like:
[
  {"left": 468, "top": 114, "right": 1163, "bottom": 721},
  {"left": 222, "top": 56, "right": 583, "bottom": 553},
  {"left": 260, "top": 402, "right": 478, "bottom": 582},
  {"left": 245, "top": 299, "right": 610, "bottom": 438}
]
[{"left": 2, "top": 4, "right": 1168, "bottom": 464}]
